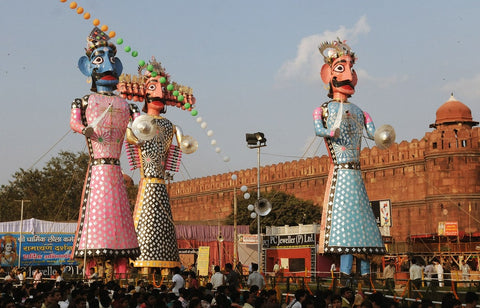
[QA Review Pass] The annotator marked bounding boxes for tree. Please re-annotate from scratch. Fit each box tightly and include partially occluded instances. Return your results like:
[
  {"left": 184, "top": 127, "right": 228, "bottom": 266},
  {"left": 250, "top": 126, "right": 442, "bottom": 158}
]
[
  {"left": 0, "top": 151, "right": 138, "bottom": 222},
  {"left": 0, "top": 151, "right": 89, "bottom": 222},
  {"left": 225, "top": 190, "right": 322, "bottom": 233}
]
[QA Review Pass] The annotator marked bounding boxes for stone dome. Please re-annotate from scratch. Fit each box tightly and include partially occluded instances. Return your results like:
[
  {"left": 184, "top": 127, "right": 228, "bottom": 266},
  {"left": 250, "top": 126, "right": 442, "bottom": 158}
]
[{"left": 435, "top": 94, "right": 474, "bottom": 125}]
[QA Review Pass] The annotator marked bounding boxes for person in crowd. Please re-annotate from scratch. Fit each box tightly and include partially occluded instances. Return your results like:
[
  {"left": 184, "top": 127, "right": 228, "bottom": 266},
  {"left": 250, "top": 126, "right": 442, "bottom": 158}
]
[
  {"left": 465, "top": 291, "right": 478, "bottom": 308},
  {"left": 187, "top": 271, "right": 199, "bottom": 289},
  {"left": 441, "top": 293, "right": 461, "bottom": 308},
  {"left": 225, "top": 263, "right": 240, "bottom": 290},
  {"left": 55, "top": 269, "right": 64, "bottom": 283},
  {"left": 210, "top": 265, "right": 225, "bottom": 290},
  {"left": 88, "top": 267, "right": 99, "bottom": 285},
  {"left": 383, "top": 260, "right": 395, "bottom": 294},
  {"left": 461, "top": 260, "right": 471, "bottom": 287},
  {"left": 170, "top": 266, "right": 185, "bottom": 296},
  {"left": 340, "top": 287, "right": 354, "bottom": 308},
  {"left": 421, "top": 299, "right": 434, "bottom": 308},
  {"left": 368, "top": 292, "right": 384, "bottom": 308},
  {"left": 423, "top": 261, "right": 435, "bottom": 287},
  {"left": 243, "top": 290, "right": 255, "bottom": 308},
  {"left": 247, "top": 264, "right": 265, "bottom": 290},
  {"left": 433, "top": 259, "right": 444, "bottom": 287},
  {"left": 331, "top": 295, "right": 343, "bottom": 308},
  {"left": 33, "top": 268, "right": 43, "bottom": 287},
  {"left": 287, "top": 289, "right": 307, "bottom": 308},
  {"left": 409, "top": 258, "right": 423, "bottom": 290}
]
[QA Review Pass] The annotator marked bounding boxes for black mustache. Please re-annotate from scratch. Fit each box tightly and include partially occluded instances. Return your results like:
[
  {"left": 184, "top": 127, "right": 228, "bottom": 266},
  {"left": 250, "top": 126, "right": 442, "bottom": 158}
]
[
  {"left": 91, "top": 70, "right": 118, "bottom": 80},
  {"left": 332, "top": 77, "right": 354, "bottom": 89}
]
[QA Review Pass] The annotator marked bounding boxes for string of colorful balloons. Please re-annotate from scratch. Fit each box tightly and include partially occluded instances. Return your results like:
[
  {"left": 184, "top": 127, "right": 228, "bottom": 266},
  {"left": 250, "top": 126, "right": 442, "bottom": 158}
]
[{"left": 60, "top": 0, "right": 232, "bottom": 164}]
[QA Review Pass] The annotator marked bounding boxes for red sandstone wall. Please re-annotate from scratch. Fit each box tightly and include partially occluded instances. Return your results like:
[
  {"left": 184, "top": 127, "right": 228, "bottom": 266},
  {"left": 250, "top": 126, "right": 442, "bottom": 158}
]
[{"left": 169, "top": 126, "right": 480, "bottom": 244}]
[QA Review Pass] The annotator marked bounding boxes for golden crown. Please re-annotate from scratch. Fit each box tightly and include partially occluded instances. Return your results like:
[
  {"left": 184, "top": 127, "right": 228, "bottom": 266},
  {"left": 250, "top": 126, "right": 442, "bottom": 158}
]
[
  {"left": 85, "top": 27, "right": 116, "bottom": 58},
  {"left": 318, "top": 38, "right": 355, "bottom": 65}
]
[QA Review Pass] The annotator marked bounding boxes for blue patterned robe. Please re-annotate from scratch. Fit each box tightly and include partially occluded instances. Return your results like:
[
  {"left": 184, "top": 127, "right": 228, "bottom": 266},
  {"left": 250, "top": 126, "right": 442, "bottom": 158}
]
[{"left": 313, "top": 100, "right": 385, "bottom": 255}]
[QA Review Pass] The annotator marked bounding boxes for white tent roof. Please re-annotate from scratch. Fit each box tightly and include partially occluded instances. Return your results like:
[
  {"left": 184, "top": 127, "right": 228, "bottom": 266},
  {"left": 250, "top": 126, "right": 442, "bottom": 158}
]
[{"left": 0, "top": 218, "right": 76, "bottom": 234}]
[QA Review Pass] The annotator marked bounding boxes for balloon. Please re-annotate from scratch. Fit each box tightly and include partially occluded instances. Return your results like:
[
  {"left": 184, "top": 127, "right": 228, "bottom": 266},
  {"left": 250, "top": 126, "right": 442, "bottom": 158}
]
[
  {"left": 240, "top": 185, "right": 248, "bottom": 192},
  {"left": 231, "top": 174, "right": 238, "bottom": 181},
  {"left": 244, "top": 193, "right": 250, "bottom": 200},
  {"left": 247, "top": 204, "right": 254, "bottom": 211},
  {"left": 250, "top": 212, "right": 257, "bottom": 219},
  {"left": 223, "top": 156, "right": 230, "bottom": 162}
]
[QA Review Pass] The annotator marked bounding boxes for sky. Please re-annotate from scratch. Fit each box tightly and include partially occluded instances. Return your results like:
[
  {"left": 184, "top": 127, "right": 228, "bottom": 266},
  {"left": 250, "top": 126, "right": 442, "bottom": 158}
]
[{"left": 0, "top": 1, "right": 479, "bottom": 187}]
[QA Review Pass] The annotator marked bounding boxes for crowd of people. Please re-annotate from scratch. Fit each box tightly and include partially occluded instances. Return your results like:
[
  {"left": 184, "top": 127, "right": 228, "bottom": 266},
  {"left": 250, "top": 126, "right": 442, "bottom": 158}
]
[
  {"left": 1, "top": 277, "right": 478, "bottom": 308},
  {"left": 1, "top": 262, "right": 480, "bottom": 308},
  {"left": 380, "top": 257, "right": 475, "bottom": 293}
]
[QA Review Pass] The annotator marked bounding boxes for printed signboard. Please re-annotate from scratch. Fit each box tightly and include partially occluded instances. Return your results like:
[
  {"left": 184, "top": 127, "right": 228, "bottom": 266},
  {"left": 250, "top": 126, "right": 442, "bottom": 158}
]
[{"left": 0, "top": 233, "right": 76, "bottom": 267}]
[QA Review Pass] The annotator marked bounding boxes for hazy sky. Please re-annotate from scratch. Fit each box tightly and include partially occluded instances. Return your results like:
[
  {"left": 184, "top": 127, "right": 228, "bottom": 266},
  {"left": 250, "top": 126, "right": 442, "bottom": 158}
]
[{"left": 1, "top": 1, "right": 479, "bottom": 187}]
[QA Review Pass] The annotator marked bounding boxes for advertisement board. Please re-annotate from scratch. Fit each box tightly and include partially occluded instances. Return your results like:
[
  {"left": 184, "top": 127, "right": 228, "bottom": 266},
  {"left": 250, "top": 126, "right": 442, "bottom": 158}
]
[
  {"left": 0, "top": 233, "right": 77, "bottom": 267},
  {"left": 438, "top": 221, "right": 459, "bottom": 236},
  {"left": 371, "top": 199, "right": 392, "bottom": 227}
]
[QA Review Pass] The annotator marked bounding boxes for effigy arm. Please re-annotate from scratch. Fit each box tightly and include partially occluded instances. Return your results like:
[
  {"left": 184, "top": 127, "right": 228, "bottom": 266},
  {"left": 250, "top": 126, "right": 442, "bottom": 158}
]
[
  {"left": 363, "top": 111, "right": 376, "bottom": 140},
  {"left": 313, "top": 106, "right": 339, "bottom": 138}
]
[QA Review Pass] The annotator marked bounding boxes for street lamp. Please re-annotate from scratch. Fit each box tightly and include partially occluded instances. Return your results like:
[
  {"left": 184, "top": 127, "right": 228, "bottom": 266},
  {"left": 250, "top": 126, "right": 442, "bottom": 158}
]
[
  {"left": 15, "top": 199, "right": 31, "bottom": 268},
  {"left": 245, "top": 132, "right": 267, "bottom": 272}
]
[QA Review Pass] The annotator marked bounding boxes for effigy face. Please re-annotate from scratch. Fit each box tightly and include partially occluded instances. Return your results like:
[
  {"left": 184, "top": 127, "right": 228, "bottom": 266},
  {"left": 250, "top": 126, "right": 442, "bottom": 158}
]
[
  {"left": 321, "top": 54, "right": 357, "bottom": 99},
  {"left": 78, "top": 46, "right": 123, "bottom": 91},
  {"left": 144, "top": 76, "right": 167, "bottom": 115}
]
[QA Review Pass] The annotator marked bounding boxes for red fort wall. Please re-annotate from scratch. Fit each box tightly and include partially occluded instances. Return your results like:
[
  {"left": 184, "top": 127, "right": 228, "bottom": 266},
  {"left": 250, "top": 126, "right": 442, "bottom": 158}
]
[{"left": 169, "top": 125, "right": 480, "bottom": 245}]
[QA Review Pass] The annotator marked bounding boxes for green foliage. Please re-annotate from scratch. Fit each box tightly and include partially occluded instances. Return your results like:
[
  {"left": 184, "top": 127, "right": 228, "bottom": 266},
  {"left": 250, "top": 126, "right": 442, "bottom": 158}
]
[
  {"left": 0, "top": 151, "right": 89, "bottom": 222},
  {"left": 225, "top": 190, "right": 322, "bottom": 233}
]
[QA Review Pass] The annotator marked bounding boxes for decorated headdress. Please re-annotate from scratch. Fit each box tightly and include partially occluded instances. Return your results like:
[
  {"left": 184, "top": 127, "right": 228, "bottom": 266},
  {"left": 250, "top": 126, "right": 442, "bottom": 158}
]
[
  {"left": 85, "top": 27, "right": 117, "bottom": 58},
  {"left": 1, "top": 235, "right": 16, "bottom": 250},
  {"left": 318, "top": 37, "right": 355, "bottom": 65},
  {"left": 118, "top": 56, "right": 195, "bottom": 112}
]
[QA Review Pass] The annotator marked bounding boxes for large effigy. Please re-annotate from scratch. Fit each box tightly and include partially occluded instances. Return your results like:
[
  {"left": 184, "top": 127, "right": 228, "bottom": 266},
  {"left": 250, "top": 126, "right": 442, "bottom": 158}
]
[
  {"left": 69, "top": 28, "right": 140, "bottom": 261},
  {"left": 313, "top": 38, "right": 395, "bottom": 277},
  {"left": 120, "top": 57, "right": 197, "bottom": 268}
]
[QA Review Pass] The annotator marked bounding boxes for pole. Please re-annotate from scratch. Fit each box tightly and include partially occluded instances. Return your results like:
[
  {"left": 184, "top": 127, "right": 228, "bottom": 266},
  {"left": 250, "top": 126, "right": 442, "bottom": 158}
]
[
  {"left": 257, "top": 146, "right": 262, "bottom": 272},
  {"left": 15, "top": 199, "right": 31, "bottom": 268},
  {"left": 233, "top": 186, "right": 238, "bottom": 267}
]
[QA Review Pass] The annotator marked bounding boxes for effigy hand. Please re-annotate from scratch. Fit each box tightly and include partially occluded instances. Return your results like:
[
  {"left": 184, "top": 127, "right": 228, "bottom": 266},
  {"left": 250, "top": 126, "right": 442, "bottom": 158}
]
[
  {"left": 82, "top": 126, "right": 94, "bottom": 138},
  {"left": 330, "top": 128, "right": 340, "bottom": 138}
]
